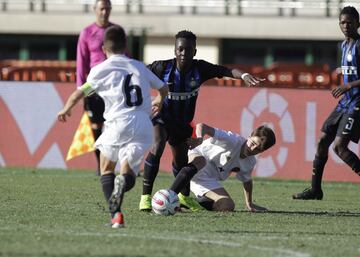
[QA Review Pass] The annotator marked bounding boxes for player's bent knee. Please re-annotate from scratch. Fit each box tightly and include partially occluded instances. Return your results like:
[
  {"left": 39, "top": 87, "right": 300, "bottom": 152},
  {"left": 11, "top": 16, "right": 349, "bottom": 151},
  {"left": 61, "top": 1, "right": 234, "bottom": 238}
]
[{"left": 213, "top": 198, "right": 235, "bottom": 212}]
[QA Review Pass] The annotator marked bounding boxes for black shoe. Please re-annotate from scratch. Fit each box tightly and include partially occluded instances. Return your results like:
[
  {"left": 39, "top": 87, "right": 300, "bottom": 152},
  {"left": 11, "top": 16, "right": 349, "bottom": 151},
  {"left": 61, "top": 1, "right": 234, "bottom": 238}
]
[{"left": 292, "top": 187, "right": 323, "bottom": 200}]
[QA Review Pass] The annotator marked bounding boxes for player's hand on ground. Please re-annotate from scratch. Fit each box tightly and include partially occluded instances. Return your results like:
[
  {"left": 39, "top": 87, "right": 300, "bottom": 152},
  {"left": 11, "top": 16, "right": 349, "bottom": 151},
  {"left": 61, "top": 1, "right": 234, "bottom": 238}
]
[
  {"left": 187, "top": 137, "right": 203, "bottom": 149},
  {"left": 57, "top": 109, "right": 71, "bottom": 122},
  {"left": 242, "top": 74, "right": 265, "bottom": 87},
  {"left": 246, "top": 202, "right": 268, "bottom": 213},
  {"left": 332, "top": 85, "right": 350, "bottom": 98}
]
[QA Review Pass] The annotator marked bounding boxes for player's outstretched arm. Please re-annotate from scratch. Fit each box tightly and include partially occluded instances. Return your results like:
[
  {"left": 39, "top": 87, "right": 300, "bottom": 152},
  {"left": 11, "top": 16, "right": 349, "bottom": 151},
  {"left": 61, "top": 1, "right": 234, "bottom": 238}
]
[
  {"left": 151, "top": 84, "right": 169, "bottom": 117},
  {"left": 231, "top": 69, "right": 265, "bottom": 87},
  {"left": 332, "top": 79, "right": 360, "bottom": 98},
  {"left": 187, "top": 123, "right": 216, "bottom": 149},
  {"left": 57, "top": 89, "right": 85, "bottom": 122},
  {"left": 242, "top": 180, "right": 268, "bottom": 212}
]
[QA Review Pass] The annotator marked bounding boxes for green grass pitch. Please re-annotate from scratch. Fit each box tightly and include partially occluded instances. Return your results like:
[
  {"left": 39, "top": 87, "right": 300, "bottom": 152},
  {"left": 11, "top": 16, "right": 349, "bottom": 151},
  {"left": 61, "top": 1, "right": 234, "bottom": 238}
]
[{"left": 0, "top": 167, "right": 359, "bottom": 257}]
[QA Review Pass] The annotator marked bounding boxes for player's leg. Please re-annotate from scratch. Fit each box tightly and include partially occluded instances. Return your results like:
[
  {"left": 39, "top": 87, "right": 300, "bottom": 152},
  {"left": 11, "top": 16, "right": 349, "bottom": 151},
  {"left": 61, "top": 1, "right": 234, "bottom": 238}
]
[
  {"left": 140, "top": 123, "right": 167, "bottom": 211},
  {"left": 84, "top": 94, "right": 105, "bottom": 175},
  {"left": 99, "top": 153, "right": 117, "bottom": 204},
  {"left": 170, "top": 153, "right": 206, "bottom": 211},
  {"left": 190, "top": 177, "right": 233, "bottom": 212},
  {"left": 170, "top": 141, "right": 189, "bottom": 194},
  {"left": 203, "top": 188, "right": 235, "bottom": 212},
  {"left": 97, "top": 152, "right": 126, "bottom": 228},
  {"left": 333, "top": 137, "right": 360, "bottom": 175},
  {"left": 293, "top": 109, "right": 339, "bottom": 200},
  {"left": 332, "top": 112, "right": 360, "bottom": 176},
  {"left": 292, "top": 132, "right": 334, "bottom": 200},
  {"left": 109, "top": 159, "right": 136, "bottom": 228},
  {"left": 168, "top": 122, "right": 194, "bottom": 196},
  {"left": 112, "top": 119, "right": 154, "bottom": 227}
]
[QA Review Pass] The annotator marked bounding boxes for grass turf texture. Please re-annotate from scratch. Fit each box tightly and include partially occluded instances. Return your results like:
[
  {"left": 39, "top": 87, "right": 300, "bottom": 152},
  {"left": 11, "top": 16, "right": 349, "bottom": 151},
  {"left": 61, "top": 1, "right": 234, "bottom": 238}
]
[{"left": 0, "top": 168, "right": 359, "bottom": 257}]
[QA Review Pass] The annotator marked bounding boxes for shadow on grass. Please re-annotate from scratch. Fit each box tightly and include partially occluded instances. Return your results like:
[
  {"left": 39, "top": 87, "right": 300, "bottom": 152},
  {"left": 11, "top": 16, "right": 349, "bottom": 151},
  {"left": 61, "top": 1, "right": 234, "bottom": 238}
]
[
  {"left": 265, "top": 210, "right": 360, "bottom": 217},
  {"left": 0, "top": 253, "right": 146, "bottom": 257},
  {"left": 235, "top": 209, "right": 360, "bottom": 217}
]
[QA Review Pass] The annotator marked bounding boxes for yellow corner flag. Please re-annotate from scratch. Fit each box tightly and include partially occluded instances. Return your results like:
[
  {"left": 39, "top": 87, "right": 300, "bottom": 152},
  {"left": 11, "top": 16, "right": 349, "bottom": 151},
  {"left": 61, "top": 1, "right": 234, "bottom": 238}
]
[{"left": 66, "top": 113, "right": 95, "bottom": 161}]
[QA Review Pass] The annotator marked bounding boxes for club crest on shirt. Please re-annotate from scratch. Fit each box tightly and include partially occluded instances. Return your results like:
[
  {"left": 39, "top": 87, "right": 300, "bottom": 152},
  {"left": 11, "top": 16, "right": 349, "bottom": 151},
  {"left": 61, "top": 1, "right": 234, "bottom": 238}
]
[
  {"left": 190, "top": 78, "right": 198, "bottom": 88},
  {"left": 347, "top": 53, "right": 353, "bottom": 62}
]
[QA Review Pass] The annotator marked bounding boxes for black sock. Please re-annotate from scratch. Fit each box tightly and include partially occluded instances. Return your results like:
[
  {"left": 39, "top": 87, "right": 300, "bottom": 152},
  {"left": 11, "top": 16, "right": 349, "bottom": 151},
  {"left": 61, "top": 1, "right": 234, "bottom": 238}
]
[
  {"left": 170, "top": 164, "right": 198, "bottom": 194},
  {"left": 122, "top": 173, "right": 136, "bottom": 192},
  {"left": 311, "top": 156, "right": 328, "bottom": 191},
  {"left": 142, "top": 153, "right": 160, "bottom": 195},
  {"left": 100, "top": 173, "right": 115, "bottom": 202},
  {"left": 340, "top": 151, "right": 360, "bottom": 175},
  {"left": 172, "top": 164, "right": 190, "bottom": 196}
]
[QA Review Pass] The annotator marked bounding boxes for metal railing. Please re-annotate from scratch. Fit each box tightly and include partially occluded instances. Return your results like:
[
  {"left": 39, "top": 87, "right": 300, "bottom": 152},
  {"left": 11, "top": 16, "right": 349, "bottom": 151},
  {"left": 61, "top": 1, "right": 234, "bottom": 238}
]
[{"left": 1, "top": 0, "right": 359, "bottom": 17}]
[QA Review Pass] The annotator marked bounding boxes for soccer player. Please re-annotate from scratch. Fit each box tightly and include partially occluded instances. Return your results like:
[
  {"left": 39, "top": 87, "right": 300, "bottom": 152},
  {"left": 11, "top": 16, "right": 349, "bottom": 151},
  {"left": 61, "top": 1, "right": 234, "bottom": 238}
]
[
  {"left": 58, "top": 25, "right": 168, "bottom": 228},
  {"left": 76, "top": 0, "right": 121, "bottom": 175},
  {"left": 139, "top": 30, "right": 265, "bottom": 212},
  {"left": 293, "top": 6, "right": 360, "bottom": 200},
  {"left": 169, "top": 123, "right": 276, "bottom": 212}
]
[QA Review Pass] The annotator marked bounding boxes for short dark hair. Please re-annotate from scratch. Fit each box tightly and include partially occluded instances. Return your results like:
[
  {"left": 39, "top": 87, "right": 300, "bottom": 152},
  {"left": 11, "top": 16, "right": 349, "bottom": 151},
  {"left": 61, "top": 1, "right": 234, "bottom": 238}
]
[
  {"left": 103, "top": 25, "right": 126, "bottom": 53},
  {"left": 175, "top": 30, "right": 197, "bottom": 43},
  {"left": 339, "top": 6, "right": 359, "bottom": 22},
  {"left": 95, "top": 0, "right": 111, "bottom": 5},
  {"left": 251, "top": 126, "right": 276, "bottom": 151}
]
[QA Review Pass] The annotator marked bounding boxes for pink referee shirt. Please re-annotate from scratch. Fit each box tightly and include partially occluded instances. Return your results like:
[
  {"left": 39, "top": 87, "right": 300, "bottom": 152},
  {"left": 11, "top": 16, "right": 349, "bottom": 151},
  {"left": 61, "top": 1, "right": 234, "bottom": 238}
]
[{"left": 76, "top": 22, "right": 115, "bottom": 87}]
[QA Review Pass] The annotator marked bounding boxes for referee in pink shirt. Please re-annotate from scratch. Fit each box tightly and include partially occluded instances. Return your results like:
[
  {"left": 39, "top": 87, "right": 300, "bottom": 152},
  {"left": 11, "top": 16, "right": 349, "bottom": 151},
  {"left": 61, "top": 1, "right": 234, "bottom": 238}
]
[{"left": 76, "top": 0, "right": 121, "bottom": 175}]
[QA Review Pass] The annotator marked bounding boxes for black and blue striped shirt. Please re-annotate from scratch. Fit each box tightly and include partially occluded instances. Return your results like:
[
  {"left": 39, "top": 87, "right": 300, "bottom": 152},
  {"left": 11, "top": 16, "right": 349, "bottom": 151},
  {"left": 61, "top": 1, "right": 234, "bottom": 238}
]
[
  {"left": 338, "top": 39, "right": 360, "bottom": 113},
  {"left": 148, "top": 58, "right": 232, "bottom": 124}
]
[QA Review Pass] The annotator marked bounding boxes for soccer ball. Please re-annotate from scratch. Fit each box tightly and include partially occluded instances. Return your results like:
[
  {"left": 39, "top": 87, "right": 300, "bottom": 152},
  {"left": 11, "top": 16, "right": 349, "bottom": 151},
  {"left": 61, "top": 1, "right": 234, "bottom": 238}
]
[{"left": 152, "top": 189, "right": 180, "bottom": 216}]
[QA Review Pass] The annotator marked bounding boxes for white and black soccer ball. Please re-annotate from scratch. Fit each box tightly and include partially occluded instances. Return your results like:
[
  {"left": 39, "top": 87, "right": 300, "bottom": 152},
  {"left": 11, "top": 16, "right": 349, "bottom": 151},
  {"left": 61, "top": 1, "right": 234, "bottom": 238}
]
[{"left": 152, "top": 189, "right": 180, "bottom": 216}]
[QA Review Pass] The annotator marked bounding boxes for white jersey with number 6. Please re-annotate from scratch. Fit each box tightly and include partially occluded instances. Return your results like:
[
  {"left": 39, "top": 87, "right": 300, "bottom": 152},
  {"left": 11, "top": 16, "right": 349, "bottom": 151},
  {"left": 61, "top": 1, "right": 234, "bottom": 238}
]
[
  {"left": 85, "top": 54, "right": 164, "bottom": 122},
  {"left": 80, "top": 54, "right": 165, "bottom": 173}
]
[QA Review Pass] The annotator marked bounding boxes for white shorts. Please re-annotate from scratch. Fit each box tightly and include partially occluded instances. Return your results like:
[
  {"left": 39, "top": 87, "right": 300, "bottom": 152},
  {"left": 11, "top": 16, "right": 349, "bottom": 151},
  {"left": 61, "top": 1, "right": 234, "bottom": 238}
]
[
  {"left": 190, "top": 173, "right": 223, "bottom": 199},
  {"left": 95, "top": 112, "right": 153, "bottom": 175}
]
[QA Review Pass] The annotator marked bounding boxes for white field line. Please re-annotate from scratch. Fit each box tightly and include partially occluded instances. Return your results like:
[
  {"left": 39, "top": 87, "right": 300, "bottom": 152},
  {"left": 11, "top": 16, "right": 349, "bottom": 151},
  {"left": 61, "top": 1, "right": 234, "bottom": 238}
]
[{"left": 0, "top": 227, "right": 311, "bottom": 257}]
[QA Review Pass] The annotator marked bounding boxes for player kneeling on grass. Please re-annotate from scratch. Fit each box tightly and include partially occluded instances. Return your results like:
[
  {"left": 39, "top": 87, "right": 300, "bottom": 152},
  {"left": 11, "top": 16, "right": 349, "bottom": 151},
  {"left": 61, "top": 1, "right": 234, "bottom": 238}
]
[
  {"left": 169, "top": 123, "right": 276, "bottom": 212},
  {"left": 57, "top": 25, "right": 168, "bottom": 228}
]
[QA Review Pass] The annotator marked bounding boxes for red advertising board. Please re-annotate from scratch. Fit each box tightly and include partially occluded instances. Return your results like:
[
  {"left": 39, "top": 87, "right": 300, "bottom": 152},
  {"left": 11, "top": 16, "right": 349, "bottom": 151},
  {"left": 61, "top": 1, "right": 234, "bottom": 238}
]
[{"left": 0, "top": 82, "right": 359, "bottom": 182}]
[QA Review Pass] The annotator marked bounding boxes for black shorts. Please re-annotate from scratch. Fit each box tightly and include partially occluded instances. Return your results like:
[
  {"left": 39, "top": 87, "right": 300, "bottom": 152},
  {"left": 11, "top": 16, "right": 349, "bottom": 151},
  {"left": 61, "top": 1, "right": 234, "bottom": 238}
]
[
  {"left": 321, "top": 107, "right": 360, "bottom": 143},
  {"left": 83, "top": 93, "right": 105, "bottom": 124},
  {"left": 153, "top": 116, "right": 193, "bottom": 146}
]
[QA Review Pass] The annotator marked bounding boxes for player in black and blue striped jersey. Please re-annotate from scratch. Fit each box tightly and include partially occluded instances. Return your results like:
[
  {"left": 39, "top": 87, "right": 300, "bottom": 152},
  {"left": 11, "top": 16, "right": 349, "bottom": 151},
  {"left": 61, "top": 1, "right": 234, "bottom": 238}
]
[
  {"left": 139, "top": 30, "right": 264, "bottom": 211},
  {"left": 293, "top": 6, "right": 360, "bottom": 200}
]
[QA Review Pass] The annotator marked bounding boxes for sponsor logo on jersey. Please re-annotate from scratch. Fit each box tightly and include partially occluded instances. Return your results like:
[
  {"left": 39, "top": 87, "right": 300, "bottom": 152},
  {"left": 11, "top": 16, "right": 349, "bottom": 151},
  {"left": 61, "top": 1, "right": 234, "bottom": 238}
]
[{"left": 342, "top": 66, "right": 358, "bottom": 75}]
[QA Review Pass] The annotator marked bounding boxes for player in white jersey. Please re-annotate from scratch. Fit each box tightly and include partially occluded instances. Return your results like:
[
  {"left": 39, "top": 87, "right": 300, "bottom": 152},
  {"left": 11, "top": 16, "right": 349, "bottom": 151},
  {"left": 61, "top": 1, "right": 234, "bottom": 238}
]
[
  {"left": 177, "top": 123, "right": 276, "bottom": 212},
  {"left": 57, "top": 25, "right": 169, "bottom": 228}
]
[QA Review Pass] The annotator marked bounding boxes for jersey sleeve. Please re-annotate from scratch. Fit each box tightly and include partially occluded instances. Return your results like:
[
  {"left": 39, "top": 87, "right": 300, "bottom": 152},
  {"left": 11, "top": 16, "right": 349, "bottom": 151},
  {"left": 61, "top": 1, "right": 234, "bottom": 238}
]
[
  {"left": 76, "top": 29, "right": 90, "bottom": 88},
  {"left": 147, "top": 60, "right": 168, "bottom": 79},
  {"left": 144, "top": 64, "right": 166, "bottom": 90},
  {"left": 210, "top": 128, "right": 239, "bottom": 149},
  {"left": 236, "top": 169, "right": 252, "bottom": 183},
  {"left": 197, "top": 60, "right": 233, "bottom": 82},
  {"left": 85, "top": 66, "right": 103, "bottom": 94}
]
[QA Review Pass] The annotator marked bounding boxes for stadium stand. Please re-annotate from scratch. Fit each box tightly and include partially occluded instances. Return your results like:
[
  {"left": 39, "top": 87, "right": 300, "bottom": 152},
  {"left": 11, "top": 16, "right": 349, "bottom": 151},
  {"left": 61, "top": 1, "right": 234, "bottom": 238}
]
[
  {"left": 0, "top": 60, "right": 337, "bottom": 89},
  {"left": 0, "top": 60, "right": 76, "bottom": 82}
]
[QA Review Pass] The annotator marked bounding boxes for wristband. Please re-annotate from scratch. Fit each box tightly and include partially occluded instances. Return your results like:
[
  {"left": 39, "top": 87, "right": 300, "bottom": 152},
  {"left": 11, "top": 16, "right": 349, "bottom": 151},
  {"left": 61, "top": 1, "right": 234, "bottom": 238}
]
[{"left": 241, "top": 73, "right": 249, "bottom": 80}]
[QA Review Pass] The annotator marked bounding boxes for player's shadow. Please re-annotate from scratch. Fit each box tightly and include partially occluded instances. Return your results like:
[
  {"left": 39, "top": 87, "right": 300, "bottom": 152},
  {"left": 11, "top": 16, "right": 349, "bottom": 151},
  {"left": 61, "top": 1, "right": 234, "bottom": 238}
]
[{"left": 237, "top": 209, "right": 360, "bottom": 217}]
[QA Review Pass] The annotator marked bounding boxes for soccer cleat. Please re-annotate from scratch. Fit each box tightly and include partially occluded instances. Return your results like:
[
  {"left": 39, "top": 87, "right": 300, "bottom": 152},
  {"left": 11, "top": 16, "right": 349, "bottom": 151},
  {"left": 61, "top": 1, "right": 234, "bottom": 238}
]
[
  {"left": 292, "top": 187, "right": 323, "bottom": 200},
  {"left": 109, "top": 175, "right": 125, "bottom": 213},
  {"left": 178, "top": 192, "right": 205, "bottom": 212},
  {"left": 111, "top": 212, "right": 125, "bottom": 228},
  {"left": 139, "top": 194, "right": 152, "bottom": 212}
]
